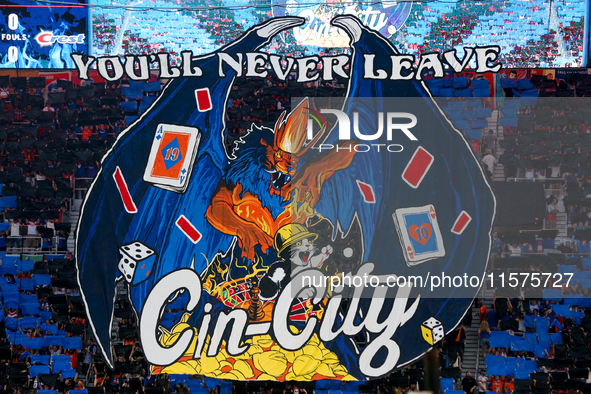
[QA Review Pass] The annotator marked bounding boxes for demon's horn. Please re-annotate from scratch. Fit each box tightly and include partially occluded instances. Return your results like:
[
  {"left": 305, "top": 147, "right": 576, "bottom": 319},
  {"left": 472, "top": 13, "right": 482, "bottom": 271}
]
[{"left": 273, "top": 98, "right": 311, "bottom": 155}]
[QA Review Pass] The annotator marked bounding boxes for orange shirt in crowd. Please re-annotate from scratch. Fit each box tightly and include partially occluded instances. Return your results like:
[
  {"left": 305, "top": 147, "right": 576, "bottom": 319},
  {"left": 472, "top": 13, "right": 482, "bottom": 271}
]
[
  {"left": 82, "top": 127, "right": 92, "bottom": 141},
  {"left": 504, "top": 379, "right": 514, "bottom": 392},
  {"left": 68, "top": 350, "right": 78, "bottom": 368},
  {"left": 479, "top": 305, "right": 488, "bottom": 322},
  {"left": 492, "top": 377, "right": 503, "bottom": 393},
  {"left": 24, "top": 149, "right": 35, "bottom": 161}
]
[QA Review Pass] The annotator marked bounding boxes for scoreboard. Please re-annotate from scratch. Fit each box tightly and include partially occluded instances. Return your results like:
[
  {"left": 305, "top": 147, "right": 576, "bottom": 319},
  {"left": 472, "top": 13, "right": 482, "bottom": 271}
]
[{"left": 0, "top": 0, "right": 88, "bottom": 69}]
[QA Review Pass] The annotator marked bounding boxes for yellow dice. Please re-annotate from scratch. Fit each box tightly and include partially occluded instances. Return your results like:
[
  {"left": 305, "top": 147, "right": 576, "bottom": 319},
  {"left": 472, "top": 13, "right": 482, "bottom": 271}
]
[{"left": 421, "top": 317, "right": 444, "bottom": 345}]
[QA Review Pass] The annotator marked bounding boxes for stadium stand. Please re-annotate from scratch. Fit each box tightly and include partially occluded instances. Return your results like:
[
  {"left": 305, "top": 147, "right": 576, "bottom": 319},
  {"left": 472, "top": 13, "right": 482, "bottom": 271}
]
[
  {"left": 2, "top": 10, "right": 591, "bottom": 390},
  {"left": 0, "top": 75, "right": 164, "bottom": 254},
  {"left": 0, "top": 71, "right": 168, "bottom": 393},
  {"left": 90, "top": 0, "right": 585, "bottom": 68},
  {"left": 0, "top": 64, "right": 547, "bottom": 393}
]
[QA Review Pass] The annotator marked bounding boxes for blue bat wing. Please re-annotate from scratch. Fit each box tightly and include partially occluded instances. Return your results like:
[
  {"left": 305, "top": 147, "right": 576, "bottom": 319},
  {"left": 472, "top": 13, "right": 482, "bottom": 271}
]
[
  {"left": 315, "top": 16, "right": 495, "bottom": 371},
  {"left": 76, "top": 17, "right": 304, "bottom": 367}
]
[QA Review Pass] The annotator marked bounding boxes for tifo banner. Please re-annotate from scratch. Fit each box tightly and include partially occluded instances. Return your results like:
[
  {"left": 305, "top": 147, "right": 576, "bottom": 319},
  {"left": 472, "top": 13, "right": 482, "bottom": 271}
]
[
  {"left": 271, "top": 0, "right": 413, "bottom": 47},
  {"left": 75, "top": 16, "right": 496, "bottom": 381}
]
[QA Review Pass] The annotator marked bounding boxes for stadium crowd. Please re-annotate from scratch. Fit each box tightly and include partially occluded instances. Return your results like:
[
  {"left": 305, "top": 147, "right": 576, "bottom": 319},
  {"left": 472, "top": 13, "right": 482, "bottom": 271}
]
[
  {"left": 0, "top": 74, "right": 165, "bottom": 253},
  {"left": 90, "top": 0, "right": 585, "bottom": 69},
  {"left": 373, "top": 73, "right": 591, "bottom": 394},
  {"left": 490, "top": 73, "right": 591, "bottom": 248},
  {"left": 469, "top": 266, "right": 591, "bottom": 394},
  {"left": 2, "top": 54, "right": 591, "bottom": 394},
  {"left": 0, "top": 73, "right": 172, "bottom": 394}
]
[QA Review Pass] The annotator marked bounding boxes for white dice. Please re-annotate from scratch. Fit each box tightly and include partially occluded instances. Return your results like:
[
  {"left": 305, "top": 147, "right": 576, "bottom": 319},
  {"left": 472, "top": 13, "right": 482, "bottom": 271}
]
[
  {"left": 118, "top": 241, "right": 157, "bottom": 285},
  {"left": 421, "top": 317, "right": 444, "bottom": 345}
]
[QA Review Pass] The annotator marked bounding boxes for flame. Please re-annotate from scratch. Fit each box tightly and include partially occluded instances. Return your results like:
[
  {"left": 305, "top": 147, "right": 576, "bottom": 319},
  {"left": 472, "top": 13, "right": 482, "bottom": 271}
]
[
  {"left": 244, "top": 255, "right": 268, "bottom": 281},
  {"left": 201, "top": 254, "right": 230, "bottom": 296},
  {"left": 302, "top": 299, "right": 314, "bottom": 318},
  {"left": 201, "top": 254, "right": 269, "bottom": 300}
]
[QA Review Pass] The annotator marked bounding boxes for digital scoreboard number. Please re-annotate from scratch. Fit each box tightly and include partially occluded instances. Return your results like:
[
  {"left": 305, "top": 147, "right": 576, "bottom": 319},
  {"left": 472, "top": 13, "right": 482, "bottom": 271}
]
[{"left": 0, "top": 1, "right": 89, "bottom": 69}]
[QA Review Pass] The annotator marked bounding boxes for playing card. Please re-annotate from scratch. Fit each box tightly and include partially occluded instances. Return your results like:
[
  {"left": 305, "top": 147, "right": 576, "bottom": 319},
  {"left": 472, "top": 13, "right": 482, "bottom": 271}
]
[
  {"left": 402, "top": 147, "right": 434, "bottom": 189},
  {"left": 451, "top": 211, "right": 472, "bottom": 235},
  {"left": 356, "top": 180, "right": 376, "bottom": 203},
  {"left": 175, "top": 215, "right": 202, "bottom": 244},
  {"left": 195, "top": 88, "right": 213, "bottom": 112},
  {"left": 392, "top": 204, "right": 445, "bottom": 266},
  {"left": 143, "top": 124, "right": 201, "bottom": 193}
]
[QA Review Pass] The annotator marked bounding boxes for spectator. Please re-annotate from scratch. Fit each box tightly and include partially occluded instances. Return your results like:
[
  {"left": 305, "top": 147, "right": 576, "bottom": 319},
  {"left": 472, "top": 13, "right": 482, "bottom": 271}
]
[
  {"left": 479, "top": 301, "right": 488, "bottom": 323},
  {"left": 572, "top": 221, "right": 586, "bottom": 245},
  {"left": 547, "top": 197, "right": 558, "bottom": 229},
  {"left": 557, "top": 240, "right": 575, "bottom": 254},
  {"left": 176, "top": 384, "right": 189, "bottom": 394},
  {"left": 75, "top": 163, "right": 86, "bottom": 178},
  {"left": 40, "top": 233, "right": 52, "bottom": 251},
  {"left": 66, "top": 348, "right": 78, "bottom": 370},
  {"left": 482, "top": 148, "right": 496, "bottom": 181},
  {"left": 462, "top": 371, "right": 477, "bottom": 394},
  {"left": 9, "top": 218, "right": 21, "bottom": 248},
  {"left": 25, "top": 219, "right": 39, "bottom": 249},
  {"left": 5, "top": 273, "right": 15, "bottom": 284},
  {"left": 507, "top": 242, "right": 521, "bottom": 256},
  {"left": 490, "top": 375, "right": 503, "bottom": 393},
  {"left": 486, "top": 304, "right": 499, "bottom": 330},
  {"left": 50, "top": 345, "right": 62, "bottom": 356},
  {"left": 61, "top": 374, "right": 79, "bottom": 392},
  {"left": 98, "top": 124, "right": 108, "bottom": 139},
  {"left": 490, "top": 231, "right": 503, "bottom": 268},
  {"left": 82, "top": 126, "right": 92, "bottom": 141},
  {"left": 529, "top": 299, "right": 540, "bottom": 314},
  {"left": 479, "top": 320, "right": 491, "bottom": 356},
  {"left": 450, "top": 323, "right": 467, "bottom": 362},
  {"left": 80, "top": 338, "right": 97, "bottom": 374},
  {"left": 483, "top": 130, "right": 498, "bottom": 156},
  {"left": 477, "top": 369, "right": 489, "bottom": 394},
  {"left": 58, "top": 231, "right": 69, "bottom": 251},
  {"left": 517, "top": 314, "right": 525, "bottom": 332}
]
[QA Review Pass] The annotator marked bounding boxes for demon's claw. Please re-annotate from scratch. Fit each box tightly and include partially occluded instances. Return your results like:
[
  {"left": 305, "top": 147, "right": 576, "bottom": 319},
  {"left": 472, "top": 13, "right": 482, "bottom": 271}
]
[
  {"left": 225, "top": 17, "right": 305, "bottom": 55},
  {"left": 331, "top": 15, "right": 364, "bottom": 44},
  {"left": 237, "top": 225, "right": 274, "bottom": 261},
  {"left": 256, "top": 17, "right": 306, "bottom": 39}
]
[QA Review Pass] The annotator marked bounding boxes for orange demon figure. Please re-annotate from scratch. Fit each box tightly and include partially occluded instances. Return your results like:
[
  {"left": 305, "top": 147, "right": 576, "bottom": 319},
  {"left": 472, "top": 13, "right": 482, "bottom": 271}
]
[{"left": 205, "top": 99, "right": 356, "bottom": 261}]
